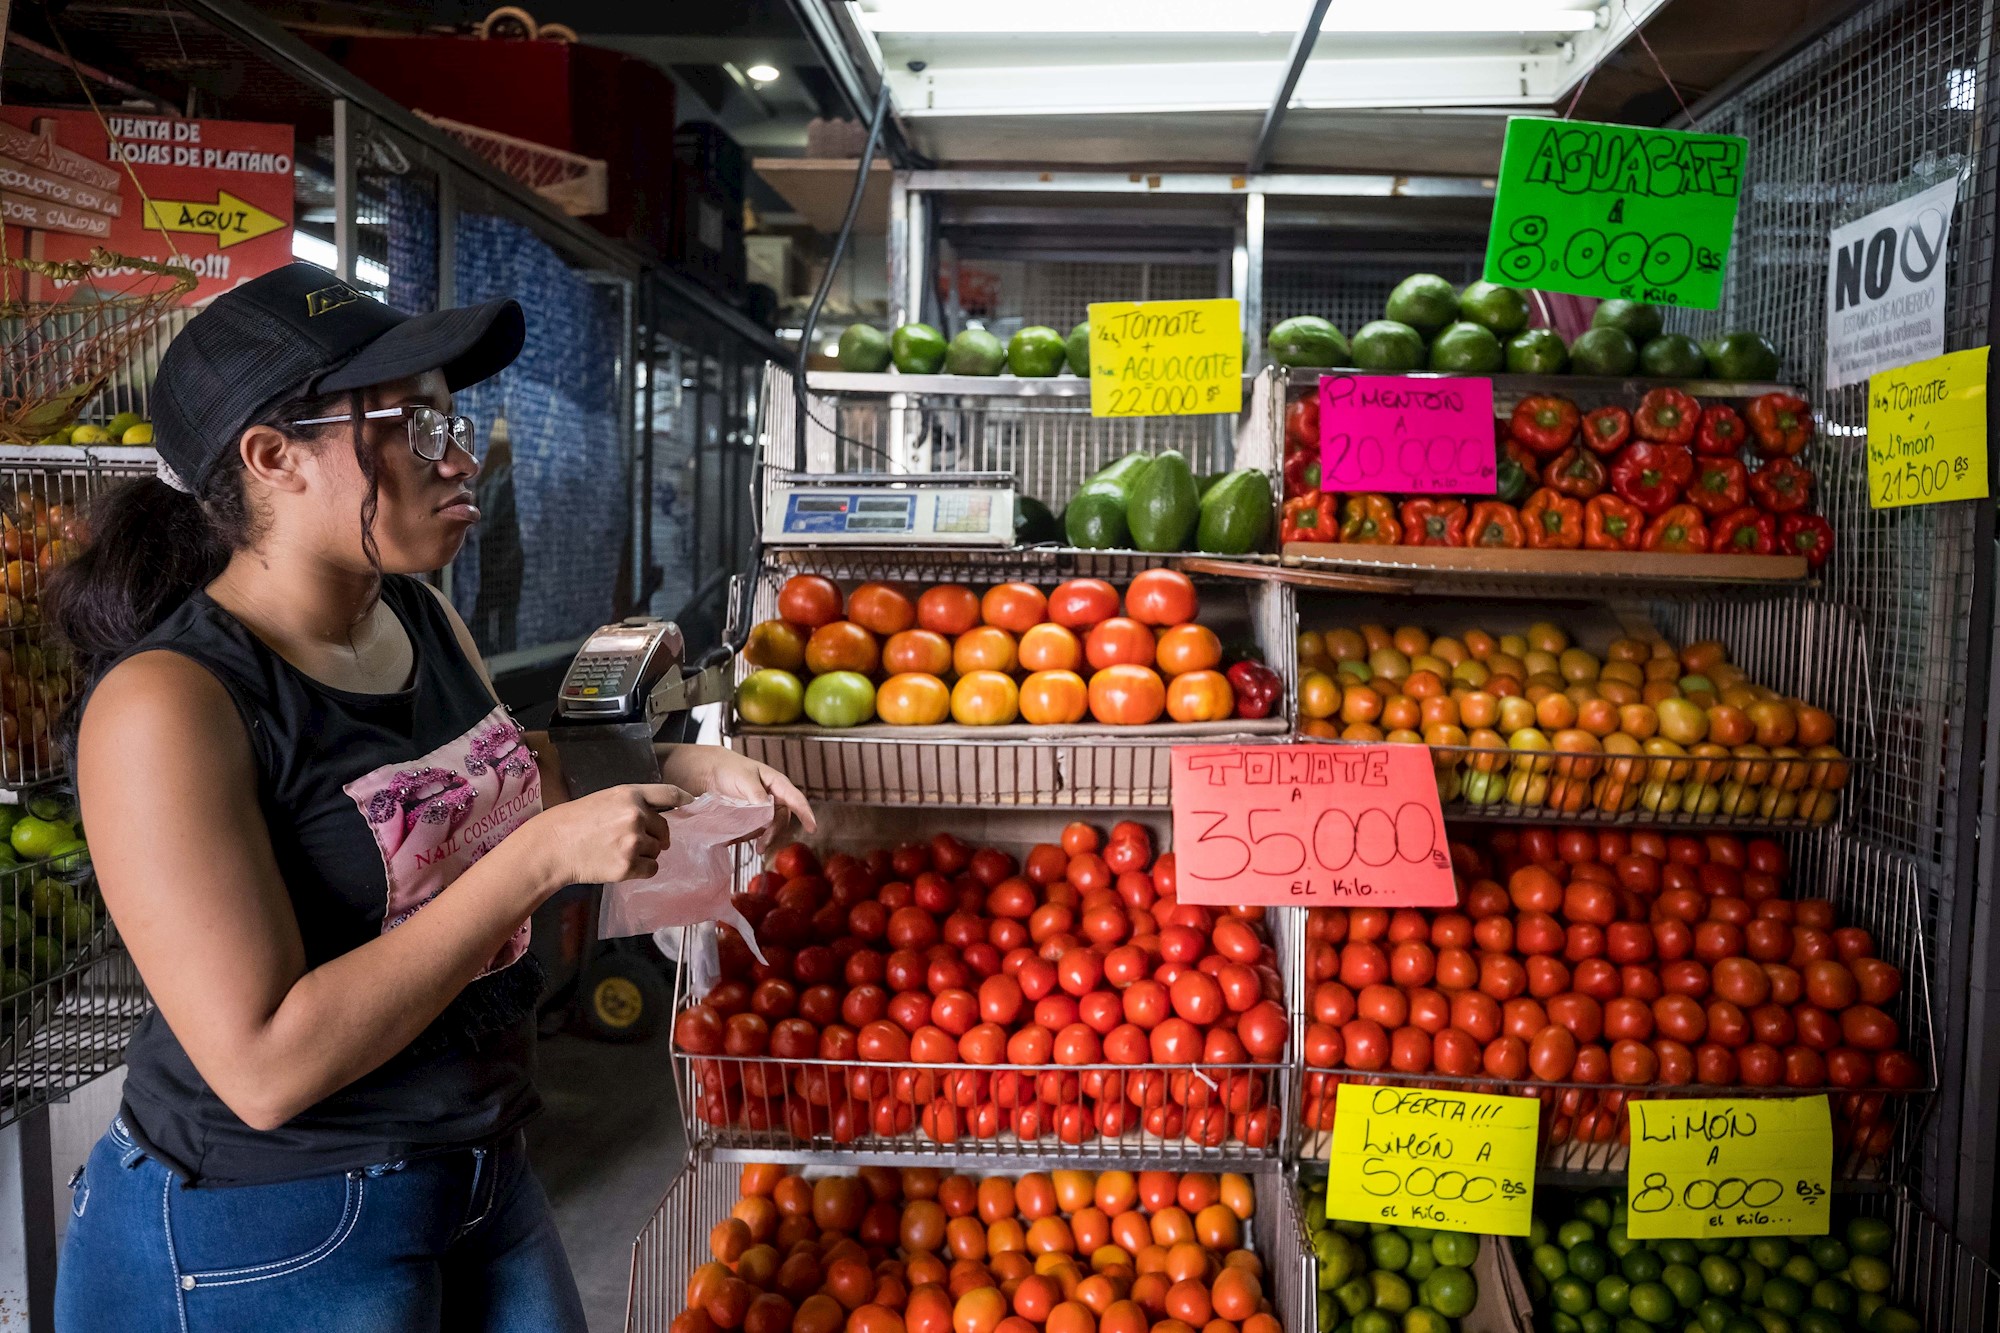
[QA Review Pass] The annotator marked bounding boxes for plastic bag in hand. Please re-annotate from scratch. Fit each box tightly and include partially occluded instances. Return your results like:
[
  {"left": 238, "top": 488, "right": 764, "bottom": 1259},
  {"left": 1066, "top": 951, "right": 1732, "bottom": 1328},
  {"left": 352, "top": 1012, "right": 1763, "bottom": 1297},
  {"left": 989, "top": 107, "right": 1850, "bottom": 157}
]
[{"left": 599, "top": 793, "right": 772, "bottom": 955}]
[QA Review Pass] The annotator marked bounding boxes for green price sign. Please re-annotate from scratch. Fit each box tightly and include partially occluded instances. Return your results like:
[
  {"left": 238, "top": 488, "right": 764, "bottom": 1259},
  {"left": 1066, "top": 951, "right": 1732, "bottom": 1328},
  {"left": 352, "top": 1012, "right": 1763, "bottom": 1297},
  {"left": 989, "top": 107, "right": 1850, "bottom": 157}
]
[{"left": 1483, "top": 117, "right": 1749, "bottom": 311}]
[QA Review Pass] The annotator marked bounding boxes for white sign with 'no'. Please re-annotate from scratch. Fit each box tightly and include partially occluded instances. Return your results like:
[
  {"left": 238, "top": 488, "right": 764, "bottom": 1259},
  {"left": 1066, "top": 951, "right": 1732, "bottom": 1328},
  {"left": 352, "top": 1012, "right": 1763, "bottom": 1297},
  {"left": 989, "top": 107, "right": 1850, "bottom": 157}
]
[{"left": 1826, "top": 177, "right": 1961, "bottom": 389}]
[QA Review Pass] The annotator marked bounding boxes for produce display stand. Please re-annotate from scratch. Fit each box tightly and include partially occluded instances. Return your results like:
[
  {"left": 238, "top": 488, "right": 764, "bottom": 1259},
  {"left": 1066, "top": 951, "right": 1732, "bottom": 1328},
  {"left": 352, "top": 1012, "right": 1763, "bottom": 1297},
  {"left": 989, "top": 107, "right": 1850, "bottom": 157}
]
[{"left": 633, "top": 5, "right": 2000, "bottom": 1333}]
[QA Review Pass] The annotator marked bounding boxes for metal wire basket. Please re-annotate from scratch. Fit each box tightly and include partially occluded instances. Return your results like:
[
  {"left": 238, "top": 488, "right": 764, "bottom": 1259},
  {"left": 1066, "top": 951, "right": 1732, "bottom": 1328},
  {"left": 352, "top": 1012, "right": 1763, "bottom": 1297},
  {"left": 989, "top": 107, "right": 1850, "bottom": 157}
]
[
  {"left": 625, "top": 1155, "right": 1311, "bottom": 1333},
  {"left": 0, "top": 249, "right": 196, "bottom": 446}
]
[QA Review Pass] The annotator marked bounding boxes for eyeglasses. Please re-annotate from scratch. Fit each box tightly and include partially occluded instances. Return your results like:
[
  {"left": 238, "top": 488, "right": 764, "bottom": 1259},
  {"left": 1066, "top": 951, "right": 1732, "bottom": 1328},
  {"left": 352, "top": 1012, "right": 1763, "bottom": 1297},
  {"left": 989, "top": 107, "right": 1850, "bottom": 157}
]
[{"left": 291, "top": 404, "right": 476, "bottom": 462}]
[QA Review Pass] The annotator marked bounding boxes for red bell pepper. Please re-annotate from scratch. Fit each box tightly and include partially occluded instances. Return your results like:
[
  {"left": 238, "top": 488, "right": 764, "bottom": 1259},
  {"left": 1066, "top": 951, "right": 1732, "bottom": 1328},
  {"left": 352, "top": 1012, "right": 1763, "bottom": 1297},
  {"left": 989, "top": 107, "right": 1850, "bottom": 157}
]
[
  {"left": 1544, "top": 445, "right": 1607, "bottom": 499},
  {"left": 1694, "top": 404, "right": 1749, "bottom": 457},
  {"left": 1609, "top": 442, "right": 1695, "bottom": 515},
  {"left": 1227, "top": 659, "right": 1283, "bottom": 719},
  {"left": 1687, "top": 457, "right": 1749, "bottom": 516},
  {"left": 1522, "top": 488, "right": 1585, "bottom": 549},
  {"left": 1582, "top": 405, "right": 1633, "bottom": 458},
  {"left": 1749, "top": 458, "right": 1813, "bottom": 513},
  {"left": 1283, "top": 448, "right": 1322, "bottom": 498},
  {"left": 1634, "top": 387, "right": 1700, "bottom": 446},
  {"left": 1509, "top": 395, "right": 1581, "bottom": 458},
  {"left": 1779, "top": 513, "right": 1834, "bottom": 567},
  {"left": 1746, "top": 393, "right": 1812, "bottom": 458},
  {"left": 1339, "top": 493, "right": 1401, "bottom": 544},
  {"left": 1399, "top": 498, "right": 1468, "bottom": 547},
  {"left": 1280, "top": 492, "right": 1337, "bottom": 543},
  {"left": 1712, "top": 507, "right": 1778, "bottom": 556},
  {"left": 1465, "top": 502, "right": 1526, "bottom": 548},
  {"left": 1584, "top": 494, "right": 1645, "bottom": 551},
  {"left": 1642, "top": 504, "right": 1710, "bottom": 553},
  {"left": 1285, "top": 397, "right": 1321, "bottom": 452}
]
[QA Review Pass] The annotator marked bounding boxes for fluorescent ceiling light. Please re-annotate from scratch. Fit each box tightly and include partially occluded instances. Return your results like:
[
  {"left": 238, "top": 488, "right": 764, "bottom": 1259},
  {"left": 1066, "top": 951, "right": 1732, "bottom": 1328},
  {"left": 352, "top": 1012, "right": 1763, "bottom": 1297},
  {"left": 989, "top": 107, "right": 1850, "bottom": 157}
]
[
  {"left": 746, "top": 63, "right": 782, "bottom": 83},
  {"left": 855, "top": 0, "right": 1599, "bottom": 34},
  {"left": 292, "top": 231, "right": 388, "bottom": 289}
]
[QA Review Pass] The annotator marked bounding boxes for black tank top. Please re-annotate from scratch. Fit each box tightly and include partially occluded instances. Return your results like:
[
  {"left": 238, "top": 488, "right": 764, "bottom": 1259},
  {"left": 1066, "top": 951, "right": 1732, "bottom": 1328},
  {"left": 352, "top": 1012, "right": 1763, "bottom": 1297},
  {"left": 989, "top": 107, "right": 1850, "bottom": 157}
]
[{"left": 114, "top": 575, "right": 545, "bottom": 1186}]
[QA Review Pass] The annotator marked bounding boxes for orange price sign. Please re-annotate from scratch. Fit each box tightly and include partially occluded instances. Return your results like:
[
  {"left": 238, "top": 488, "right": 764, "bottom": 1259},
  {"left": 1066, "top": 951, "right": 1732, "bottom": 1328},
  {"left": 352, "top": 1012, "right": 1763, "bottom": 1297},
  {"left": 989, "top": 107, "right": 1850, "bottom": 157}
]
[{"left": 1169, "top": 744, "right": 1457, "bottom": 907}]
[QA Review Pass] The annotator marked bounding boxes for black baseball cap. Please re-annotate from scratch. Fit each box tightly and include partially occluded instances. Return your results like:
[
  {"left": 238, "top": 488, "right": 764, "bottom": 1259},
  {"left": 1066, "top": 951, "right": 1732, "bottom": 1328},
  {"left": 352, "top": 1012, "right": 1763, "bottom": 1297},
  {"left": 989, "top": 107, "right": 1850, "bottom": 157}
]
[{"left": 150, "top": 262, "right": 525, "bottom": 489}]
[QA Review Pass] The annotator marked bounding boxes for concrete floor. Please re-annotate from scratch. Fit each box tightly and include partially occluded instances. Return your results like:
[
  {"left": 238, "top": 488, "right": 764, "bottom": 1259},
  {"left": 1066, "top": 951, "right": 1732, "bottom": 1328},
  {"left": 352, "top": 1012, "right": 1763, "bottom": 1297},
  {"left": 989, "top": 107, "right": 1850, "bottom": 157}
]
[{"left": 528, "top": 1026, "right": 687, "bottom": 1333}]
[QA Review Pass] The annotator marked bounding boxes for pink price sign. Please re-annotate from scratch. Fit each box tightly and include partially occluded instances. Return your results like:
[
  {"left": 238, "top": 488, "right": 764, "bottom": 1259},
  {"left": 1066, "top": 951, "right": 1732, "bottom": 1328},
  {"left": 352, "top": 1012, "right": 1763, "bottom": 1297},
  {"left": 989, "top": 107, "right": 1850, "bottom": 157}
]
[{"left": 1319, "top": 374, "right": 1499, "bottom": 495}]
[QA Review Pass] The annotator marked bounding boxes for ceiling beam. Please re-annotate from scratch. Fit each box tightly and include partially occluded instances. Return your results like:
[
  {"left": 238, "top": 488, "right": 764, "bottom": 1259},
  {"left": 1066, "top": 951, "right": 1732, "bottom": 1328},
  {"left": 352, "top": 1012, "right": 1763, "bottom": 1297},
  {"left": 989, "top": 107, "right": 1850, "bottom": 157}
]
[{"left": 1248, "top": 0, "right": 1334, "bottom": 172}]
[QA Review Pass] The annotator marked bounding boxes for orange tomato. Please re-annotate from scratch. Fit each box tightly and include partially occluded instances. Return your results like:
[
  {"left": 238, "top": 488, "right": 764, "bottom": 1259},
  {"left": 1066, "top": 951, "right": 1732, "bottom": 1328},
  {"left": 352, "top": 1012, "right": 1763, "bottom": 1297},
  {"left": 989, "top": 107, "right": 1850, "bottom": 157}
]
[
  {"left": 1209, "top": 1270, "right": 1260, "bottom": 1324},
  {"left": 952, "top": 672, "right": 1020, "bottom": 725},
  {"left": 1165, "top": 1280, "right": 1212, "bottom": 1327},
  {"left": 885, "top": 629, "right": 955, "bottom": 676},
  {"left": 977, "top": 1178, "right": 1017, "bottom": 1224},
  {"left": 1149, "top": 1207, "right": 1194, "bottom": 1248},
  {"left": 878, "top": 673, "right": 951, "bottom": 725},
  {"left": 1020, "top": 623, "right": 1084, "bottom": 672},
  {"left": 1101, "top": 1302, "right": 1148, "bottom": 1333},
  {"left": 921, "top": 585, "right": 983, "bottom": 636},
  {"left": 848, "top": 582, "right": 917, "bottom": 636},
  {"left": 954, "top": 626, "right": 1020, "bottom": 675},
  {"left": 777, "top": 574, "right": 843, "bottom": 628},
  {"left": 1027, "top": 1217, "right": 1076, "bottom": 1256},
  {"left": 954, "top": 1287, "right": 1007, "bottom": 1333},
  {"left": 1094, "top": 1172, "right": 1138, "bottom": 1217},
  {"left": 1089, "top": 666, "right": 1166, "bottom": 725},
  {"left": 1069, "top": 1206, "right": 1111, "bottom": 1254},
  {"left": 805, "top": 621, "right": 880, "bottom": 675},
  {"left": 1048, "top": 1302, "right": 1096, "bottom": 1333},
  {"left": 1155, "top": 624, "right": 1222, "bottom": 677},
  {"left": 983, "top": 583, "right": 1050, "bottom": 632},
  {"left": 1015, "top": 1174, "right": 1057, "bottom": 1219},
  {"left": 1085, "top": 618, "right": 1156, "bottom": 670},
  {"left": 738, "top": 1163, "right": 784, "bottom": 1197},
  {"left": 1217, "top": 1175, "right": 1253, "bottom": 1221},
  {"left": 1123, "top": 570, "right": 1198, "bottom": 626},
  {"left": 1165, "top": 670, "right": 1234, "bottom": 723},
  {"left": 1015, "top": 1275, "right": 1062, "bottom": 1322},
  {"left": 1192, "top": 1204, "right": 1239, "bottom": 1251},
  {"left": 1049, "top": 579, "right": 1121, "bottom": 629},
  {"left": 744, "top": 618, "right": 807, "bottom": 671}
]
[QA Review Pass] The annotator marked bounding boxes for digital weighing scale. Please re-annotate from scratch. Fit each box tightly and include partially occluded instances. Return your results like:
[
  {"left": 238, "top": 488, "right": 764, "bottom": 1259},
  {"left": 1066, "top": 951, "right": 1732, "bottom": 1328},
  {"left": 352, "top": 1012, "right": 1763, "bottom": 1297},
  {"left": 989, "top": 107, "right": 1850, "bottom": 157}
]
[{"left": 762, "top": 470, "right": 1016, "bottom": 546}]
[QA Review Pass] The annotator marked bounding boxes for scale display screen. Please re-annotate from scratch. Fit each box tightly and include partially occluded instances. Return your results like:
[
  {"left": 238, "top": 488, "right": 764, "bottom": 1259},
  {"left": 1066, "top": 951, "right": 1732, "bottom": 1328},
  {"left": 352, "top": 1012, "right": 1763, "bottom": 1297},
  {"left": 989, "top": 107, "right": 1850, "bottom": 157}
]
[
  {"left": 765, "top": 484, "right": 1015, "bottom": 546},
  {"left": 780, "top": 492, "right": 917, "bottom": 534}
]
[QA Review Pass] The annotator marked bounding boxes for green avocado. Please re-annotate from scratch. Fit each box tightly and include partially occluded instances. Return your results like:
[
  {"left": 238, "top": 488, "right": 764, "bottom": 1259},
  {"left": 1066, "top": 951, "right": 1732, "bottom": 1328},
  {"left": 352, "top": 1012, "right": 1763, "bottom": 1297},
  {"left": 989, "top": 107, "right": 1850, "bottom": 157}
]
[
  {"left": 1269, "top": 316, "right": 1352, "bottom": 368},
  {"left": 836, "top": 323, "right": 891, "bottom": 372},
  {"left": 1386, "top": 274, "right": 1461, "bottom": 337},
  {"left": 1708, "top": 330, "right": 1781, "bottom": 381},
  {"left": 1507, "top": 327, "right": 1569, "bottom": 373},
  {"left": 1014, "top": 495, "right": 1061, "bottom": 544},
  {"left": 1351, "top": 320, "right": 1427, "bottom": 372},
  {"left": 1639, "top": 333, "right": 1708, "bottom": 379},
  {"left": 1429, "top": 322, "right": 1504, "bottom": 373},
  {"left": 1594, "top": 299, "right": 1665, "bottom": 343},
  {"left": 1007, "top": 325, "right": 1069, "bottom": 377},
  {"left": 1065, "top": 322, "right": 1091, "bottom": 375},
  {"left": 1459, "top": 280, "right": 1532, "bottom": 336},
  {"left": 1197, "top": 469, "right": 1273, "bottom": 554},
  {"left": 1126, "top": 449, "right": 1200, "bottom": 552},
  {"left": 1064, "top": 452, "right": 1152, "bottom": 549},
  {"left": 945, "top": 328, "right": 1007, "bottom": 375},
  {"left": 1570, "top": 327, "right": 1640, "bottom": 376},
  {"left": 889, "top": 322, "right": 948, "bottom": 373}
]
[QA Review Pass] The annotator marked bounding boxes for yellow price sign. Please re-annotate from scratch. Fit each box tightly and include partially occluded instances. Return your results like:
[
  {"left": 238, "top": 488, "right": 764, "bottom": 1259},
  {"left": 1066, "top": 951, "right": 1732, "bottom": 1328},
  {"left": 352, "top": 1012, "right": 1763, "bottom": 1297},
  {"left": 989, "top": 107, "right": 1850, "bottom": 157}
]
[
  {"left": 1326, "top": 1083, "right": 1538, "bottom": 1236},
  {"left": 1866, "top": 346, "right": 1990, "bottom": 508},
  {"left": 1088, "top": 298, "right": 1243, "bottom": 418},
  {"left": 1627, "top": 1097, "right": 1832, "bottom": 1239}
]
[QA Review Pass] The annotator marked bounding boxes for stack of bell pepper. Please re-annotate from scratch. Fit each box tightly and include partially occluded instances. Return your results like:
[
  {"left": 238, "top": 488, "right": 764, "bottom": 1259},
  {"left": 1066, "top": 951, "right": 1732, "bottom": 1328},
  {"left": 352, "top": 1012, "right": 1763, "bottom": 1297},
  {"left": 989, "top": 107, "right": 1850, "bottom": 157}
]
[{"left": 1278, "top": 385, "right": 1835, "bottom": 567}]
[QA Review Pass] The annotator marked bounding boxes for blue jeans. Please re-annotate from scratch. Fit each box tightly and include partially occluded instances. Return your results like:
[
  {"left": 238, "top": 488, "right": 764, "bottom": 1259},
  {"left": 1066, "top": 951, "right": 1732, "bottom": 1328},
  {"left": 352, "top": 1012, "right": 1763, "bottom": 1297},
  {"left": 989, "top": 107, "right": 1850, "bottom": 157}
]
[{"left": 56, "top": 1116, "right": 586, "bottom": 1332}]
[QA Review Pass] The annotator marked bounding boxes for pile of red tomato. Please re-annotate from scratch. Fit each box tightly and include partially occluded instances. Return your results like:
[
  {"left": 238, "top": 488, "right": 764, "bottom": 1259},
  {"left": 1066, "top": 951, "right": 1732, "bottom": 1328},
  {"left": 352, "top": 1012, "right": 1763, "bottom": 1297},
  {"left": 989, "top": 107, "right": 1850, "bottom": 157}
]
[
  {"left": 737, "top": 569, "right": 1275, "bottom": 728},
  {"left": 1301, "top": 827, "right": 1917, "bottom": 1159},
  {"left": 680, "top": 1164, "right": 1273, "bottom": 1333},
  {"left": 673, "top": 821, "right": 1289, "bottom": 1148}
]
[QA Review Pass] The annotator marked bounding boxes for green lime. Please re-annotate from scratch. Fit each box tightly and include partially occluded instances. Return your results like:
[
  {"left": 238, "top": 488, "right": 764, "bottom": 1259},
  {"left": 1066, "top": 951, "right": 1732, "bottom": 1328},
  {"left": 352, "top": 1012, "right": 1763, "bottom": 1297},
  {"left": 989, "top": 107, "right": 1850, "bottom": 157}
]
[
  {"left": 1708, "top": 330, "right": 1781, "bottom": 382},
  {"left": 1699, "top": 1257, "right": 1743, "bottom": 1299},
  {"left": 1696, "top": 1300, "right": 1735, "bottom": 1333},
  {"left": 1806, "top": 1240, "right": 1848, "bottom": 1274},
  {"left": 1528, "top": 1271, "right": 1551, "bottom": 1303},
  {"left": 0, "top": 906, "right": 27, "bottom": 948},
  {"left": 1421, "top": 1268, "right": 1477, "bottom": 1320},
  {"left": 1808, "top": 1282, "right": 1852, "bottom": 1319},
  {"left": 28, "top": 936, "right": 65, "bottom": 978},
  {"left": 1640, "top": 334, "right": 1708, "bottom": 379},
  {"left": 29, "top": 879, "right": 74, "bottom": 920},
  {"left": 1868, "top": 1307, "right": 1920, "bottom": 1333},
  {"left": 1559, "top": 1221, "right": 1600, "bottom": 1251},
  {"left": 1594, "top": 299, "right": 1665, "bottom": 343},
  {"left": 1622, "top": 1250, "right": 1665, "bottom": 1284},
  {"left": 1760, "top": 1277, "right": 1806, "bottom": 1318},
  {"left": 1371, "top": 1270, "right": 1414, "bottom": 1315},
  {"left": 1555, "top": 1316, "right": 1584, "bottom": 1333},
  {"left": 1398, "top": 1226, "right": 1436, "bottom": 1245},
  {"left": 836, "top": 323, "right": 892, "bottom": 372},
  {"left": 1584, "top": 1310, "right": 1615, "bottom": 1333},
  {"left": 1318, "top": 1293, "right": 1338, "bottom": 1331},
  {"left": 1659, "top": 1242, "right": 1701, "bottom": 1269},
  {"left": 1749, "top": 1312, "right": 1791, "bottom": 1333},
  {"left": 1570, "top": 327, "right": 1640, "bottom": 376},
  {"left": 1663, "top": 1265, "right": 1705, "bottom": 1310},
  {"left": 1536, "top": 1244, "right": 1573, "bottom": 1281},
  {"left": 1857, "top": 1294, "right": 1885, "bottom": 1326},
  {"left": 1531, "top": 1219, "right": 1551, "bottom": 1248},
  {"left": 1506, "top": 328, "right": 1569, "bottom": 374},
  {"left": 45, "top": 840, "right": 89, "bottom": 878},
  {"left": 1386, "top": 274, "right": 1461, "bottom": 337},
  {"left": 1354, "top": 1308, "right": 1397, "bottom": 1333},
  {"left": 10, "top": 816, "right": 70, "bottom": 861},
  {"left": 1617, "top": 1317, "right": 1655, "bottom": 1333},
  {"left": 106, "top": 410, "right": 144, "bottom": 439},
  {"left": 0, "top": 806, "right": 19, "bottom": 838},
  {"left": 1371, "top": 1231, "right": 1413, "bottom": 1273},
  {"left": 1459, "top": 280, "right": 1531, "bottom": 336},
  {"left": 1693, "top": 1241, "right": 1729, "bottom": 1258},
  {"left": 1007, "top": 325, "right": 1068, "bottom": 377},
  {"left": 1331, "top": 1320, "right": 1350, "bottom": 1333},
  {"left": 891, "top": 322, "right": 949, "bottom": 373},
  {"left": 1351, "top": 320, "right": 1427, "bottom": 371},
  {"left": 0, "top": 845, "right": 16, "bottom": 871},
  {"left": 1066, "top": 322, "right": 1091, "bottom": 375},
  {"left": 1270, "top": 315, "right": 1352, "bottom": 368},
  {"left": 1335, "top": 1278, "right": 1374, "bottom": 1317},
  {"left": 1336, "top": 1220, "right": 1370, "bottom": 1238},
  {"left": 1778, "top": 1252, "right": 1817, "bottom": 1284},
  {"left": 1570, "top": 1243, "right": 1611, "bottom": 1284},
  {"left": 1723, "top": 1319, "right": 1764, "bottom": 1333},
  {"left": 1605, "top": 1226, "right": 1638, "bottom": 1259},
  {"left": 1431, "top": 1233, "right": 1479, "bottom": 1269},
  {"left": 1403, "top": 1308, "right": 1451, "bottom": 1333},
  {"left": 61, "top": 900, "right": 97, "bottom": 943},
  {"left": 1795, "top": 1311, "right": 1843, "bottom": 1333},
  {"left": 1428, "top": 322, "right": 1503, "bottom": 373},
  {"left": 1844, "top": 1219, "right": 1892, "bottom": 1259},
  {"left": 1553, "top": 1276, "right": 1596, "bottom": 1317},
  {"left": 1580, "top": 1195, "right": 1617, "bottom": 1228},
  {"left": 1747, "top": 1241, "right": 1791, "bottom": 1272},
  {"left": 946, "top": 328, "right": 1007, "bottom": 376},
  {"left": 1598, "top": 1275, "right": 1634, "bottom": 1317},
  {"left": 1404, "top": 1245, "right": 1438, "bottom": 1283},
  {"left": 1632, "top": 1282, "right": 1679, "bottom": 1326},
  {"left": 1846, "top": 1257, "right": 1891, "bottom": 1295},
  {"left": 1740, "top": 1261, "right": 1766, "bottom": 1306}
]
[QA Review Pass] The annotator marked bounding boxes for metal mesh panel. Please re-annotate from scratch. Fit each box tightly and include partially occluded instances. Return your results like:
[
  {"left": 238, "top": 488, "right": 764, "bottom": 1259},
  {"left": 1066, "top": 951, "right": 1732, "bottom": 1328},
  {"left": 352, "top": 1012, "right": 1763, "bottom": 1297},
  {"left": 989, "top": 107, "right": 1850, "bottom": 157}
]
[
  {"left": 950, "top": 258, "right": 1227, "bottom": 340},
  {"left": 1647, "top": 0, "right": 1997, "bottom": 1215},
  {"left": 1262, "top": 255, "right": 1484, "bottom": 339}
]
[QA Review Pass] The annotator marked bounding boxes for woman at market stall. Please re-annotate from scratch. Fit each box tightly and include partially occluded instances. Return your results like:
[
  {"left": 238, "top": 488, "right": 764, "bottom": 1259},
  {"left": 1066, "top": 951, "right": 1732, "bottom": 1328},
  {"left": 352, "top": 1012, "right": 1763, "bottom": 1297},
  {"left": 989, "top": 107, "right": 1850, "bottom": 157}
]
[{"left": 47, "top": 262, "right": 812, "bottom": 1332}]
